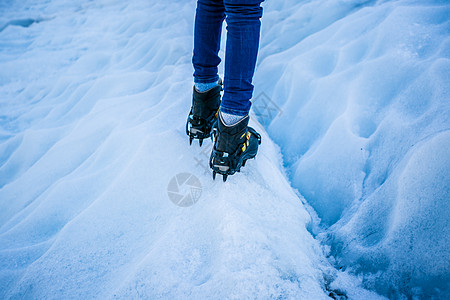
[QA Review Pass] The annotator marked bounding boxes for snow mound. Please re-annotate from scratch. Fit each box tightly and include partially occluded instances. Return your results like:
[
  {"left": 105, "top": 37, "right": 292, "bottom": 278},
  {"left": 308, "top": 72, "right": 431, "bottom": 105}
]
[{"left": 255, "top": 0, "right": 450, "bottom": 298}]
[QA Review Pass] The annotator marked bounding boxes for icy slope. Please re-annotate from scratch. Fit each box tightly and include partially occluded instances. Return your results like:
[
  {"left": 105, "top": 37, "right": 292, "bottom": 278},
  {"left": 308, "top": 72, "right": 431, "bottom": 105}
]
[
  {"left": 0, "top": 0, "right": 370, "bottom": 299},
  {"left": 254, "top": 0, "right": 450, "bottom": 298}
]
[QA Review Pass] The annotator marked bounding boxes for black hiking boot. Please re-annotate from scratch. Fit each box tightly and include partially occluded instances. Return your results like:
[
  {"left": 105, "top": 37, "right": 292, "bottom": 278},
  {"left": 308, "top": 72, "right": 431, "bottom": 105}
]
[
  {"left": 186, "top": 83, "right": 222, "bottom": 146},
  {"left": 209, "top": 113, "right": 261, "bottom": 182}
]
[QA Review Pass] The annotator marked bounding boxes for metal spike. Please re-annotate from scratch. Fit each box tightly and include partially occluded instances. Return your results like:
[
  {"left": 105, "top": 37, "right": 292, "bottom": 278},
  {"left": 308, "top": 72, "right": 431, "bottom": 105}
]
[
  {"left": 189, "top": 136, "right": 193, "bottom": 145},
  {"left": 212, "top": 171, "right": 216, "bottom": 180},
  {"left": 242, "top": 160, "right": 247, "bottom": 167},
  {"left": 199, "top": 139, "right": 203, "bottom": 147},
  {"left": 222, "top": 174, "right": 228, "bottom": 182}
]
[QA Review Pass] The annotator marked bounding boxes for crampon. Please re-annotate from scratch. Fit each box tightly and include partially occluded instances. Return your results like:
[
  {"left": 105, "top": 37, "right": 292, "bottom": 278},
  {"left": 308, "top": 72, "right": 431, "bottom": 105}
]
[
  {"left": 209, "top": 113, "right": 261, "bottom": 182},
  {"left": 186, "top": 84, "right": 221, "bottom": 146}
]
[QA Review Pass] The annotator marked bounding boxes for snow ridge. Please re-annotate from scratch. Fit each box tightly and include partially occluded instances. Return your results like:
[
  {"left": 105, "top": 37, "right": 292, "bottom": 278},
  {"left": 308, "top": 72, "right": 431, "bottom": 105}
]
[{"left": 255, "top": 0, "right": 450, "bottom": 298}]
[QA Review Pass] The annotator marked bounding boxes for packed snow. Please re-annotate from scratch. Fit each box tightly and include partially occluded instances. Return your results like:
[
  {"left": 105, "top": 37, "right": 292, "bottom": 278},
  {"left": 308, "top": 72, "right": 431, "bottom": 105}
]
[{"left": 0, "top": 0, "right": 448, "bottom": 299}]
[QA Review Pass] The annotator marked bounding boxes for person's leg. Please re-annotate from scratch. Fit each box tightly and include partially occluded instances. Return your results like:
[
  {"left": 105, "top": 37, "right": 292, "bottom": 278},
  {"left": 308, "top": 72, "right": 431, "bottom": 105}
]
[
  {"left": 192, "top": 0, "right": 225, "bottom": 89},
  {"left": 188, "top": 0, "right": 225, "bottom": 145},
  {"left": 221, "top": 0, "right": 263, "bottom": 118},
  {"left": 209, "top": 0, "right": 263, "bottom": 181}
]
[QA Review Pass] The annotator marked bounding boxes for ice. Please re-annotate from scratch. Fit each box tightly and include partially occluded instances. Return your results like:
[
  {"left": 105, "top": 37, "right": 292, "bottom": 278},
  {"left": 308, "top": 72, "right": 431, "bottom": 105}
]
[
  {"left": 255, "top": 0, "right": 449, "bottom": 298},
  {"left": 1, "top": 0, "right": 448, "bottom": 298}
]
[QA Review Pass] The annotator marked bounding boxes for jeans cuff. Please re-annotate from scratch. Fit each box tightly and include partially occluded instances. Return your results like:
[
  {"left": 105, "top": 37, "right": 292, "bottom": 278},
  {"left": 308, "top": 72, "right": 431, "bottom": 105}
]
[
  {"left": 194, "top": 75, "right": 219, "bottom": 84},
  {"left": 220, "top": 106, "right": 248, "bottom": 117}
]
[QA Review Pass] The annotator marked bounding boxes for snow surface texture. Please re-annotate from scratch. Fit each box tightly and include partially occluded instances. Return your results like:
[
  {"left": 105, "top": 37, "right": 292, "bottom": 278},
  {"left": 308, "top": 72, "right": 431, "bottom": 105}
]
[
  {"left": 0, "top": 0, "right": 387, "bottom": 299},
  {"left": 0, "top": 0, "right": 448, "bottom": 299},
  {"left": 254, "top": 0, "right": 450, "bottom": 298}
]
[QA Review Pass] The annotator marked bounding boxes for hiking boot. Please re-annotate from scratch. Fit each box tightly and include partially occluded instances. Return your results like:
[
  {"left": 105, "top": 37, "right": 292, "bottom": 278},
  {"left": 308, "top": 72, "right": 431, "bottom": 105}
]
[
  {"left": 186, "top": 83, "right": 221, "bottom": 146},
  {"left": 209, "top": 113, "right": 261, "bottom": 182}
]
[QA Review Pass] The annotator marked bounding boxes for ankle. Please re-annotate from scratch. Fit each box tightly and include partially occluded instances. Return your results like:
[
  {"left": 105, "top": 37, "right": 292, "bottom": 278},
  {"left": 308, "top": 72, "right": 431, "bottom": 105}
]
[
  {"left": 220, "top": 111, "right": 245, "bottom": 126},
  {"left": 195, "top": 81, "right": 219, "bottom": 93}
]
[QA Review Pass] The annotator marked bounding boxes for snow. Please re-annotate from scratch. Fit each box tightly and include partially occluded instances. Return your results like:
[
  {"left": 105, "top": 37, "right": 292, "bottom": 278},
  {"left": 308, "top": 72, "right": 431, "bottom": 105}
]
[
  {"left": 0, "top": 0, "right": 334, "bottom": 299},
  {"left": 0, "top": 0, "right": 448, "bottom": 299},
  {"left": 254, "top": 0, "right": 450, "bottom": 298}
]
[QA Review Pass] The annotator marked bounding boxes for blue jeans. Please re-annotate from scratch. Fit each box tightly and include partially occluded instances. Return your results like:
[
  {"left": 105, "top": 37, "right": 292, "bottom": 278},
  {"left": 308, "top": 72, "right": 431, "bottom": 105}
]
[{"left": 193, "top": 0, "right": 263, "bottom": 116}]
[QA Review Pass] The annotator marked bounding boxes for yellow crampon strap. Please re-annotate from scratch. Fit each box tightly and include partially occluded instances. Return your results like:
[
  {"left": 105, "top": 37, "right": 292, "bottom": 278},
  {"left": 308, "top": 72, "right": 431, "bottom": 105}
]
[{"left": 241, "top": 132, "right": 251, "bottom": 152}]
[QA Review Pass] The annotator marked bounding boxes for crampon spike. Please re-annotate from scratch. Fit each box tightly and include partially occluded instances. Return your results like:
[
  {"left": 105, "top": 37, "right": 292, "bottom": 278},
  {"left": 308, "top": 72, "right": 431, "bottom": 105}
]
[
  {"left": 189, "top": 136, "right": 193, "bottom": 145},
  {"left": 212, "top": 171, "right": 216, "bottom": 180},
  {"left": 222, "top": 174, "right": 228, "bottom": 182},
  {"left": 242, "top": 160, "right": 247, "bottom": 167},
  {"left": 199, "top": 139, "right": 203, "bottom": 147}
]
